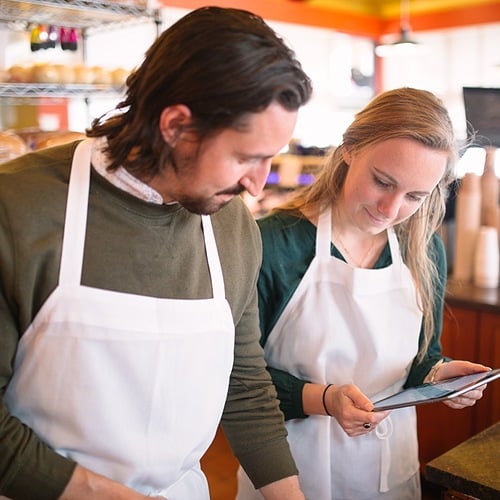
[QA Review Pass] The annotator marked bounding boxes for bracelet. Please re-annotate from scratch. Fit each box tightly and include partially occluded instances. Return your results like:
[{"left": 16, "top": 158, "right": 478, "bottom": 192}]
[
  {"left": 322, "top": 384, "right": 333, "bottom": 416},
  {"left": 429, "top": 359, "right": 445, "bottom": 384}
]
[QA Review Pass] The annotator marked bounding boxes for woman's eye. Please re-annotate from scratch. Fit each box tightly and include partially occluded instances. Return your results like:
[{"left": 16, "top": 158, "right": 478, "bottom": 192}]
[
  {"left": 407, "top": 194, "right": 425, "bottom": 203},
  {"left": 374, "top": 177, "right": 390, "bottom": 188}
]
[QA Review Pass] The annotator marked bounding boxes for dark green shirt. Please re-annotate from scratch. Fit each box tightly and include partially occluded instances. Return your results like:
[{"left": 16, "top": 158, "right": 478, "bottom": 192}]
[{"left": 256, "top": 212, "right": 447, "bottom": 420}]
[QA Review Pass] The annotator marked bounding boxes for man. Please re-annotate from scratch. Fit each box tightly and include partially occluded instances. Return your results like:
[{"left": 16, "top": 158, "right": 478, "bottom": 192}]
[{"left": 0, "top": 7, "right": 312, "bottom": 499}]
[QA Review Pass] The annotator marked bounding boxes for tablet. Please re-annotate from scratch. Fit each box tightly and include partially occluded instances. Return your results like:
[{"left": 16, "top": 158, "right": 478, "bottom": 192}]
[{"left": 372, "top": 368, "right": 500, "bottom": 411}]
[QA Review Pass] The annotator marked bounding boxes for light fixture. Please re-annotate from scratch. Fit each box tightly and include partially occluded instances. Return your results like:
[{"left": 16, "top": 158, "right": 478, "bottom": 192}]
[{"left": 375, "top": 0, "right": 422, "bottom": 57}]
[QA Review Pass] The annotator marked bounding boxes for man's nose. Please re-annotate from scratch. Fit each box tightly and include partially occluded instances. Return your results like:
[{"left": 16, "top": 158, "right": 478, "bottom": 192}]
[{"left": 240, "top": 160, "right": 272, "bottom": 197}]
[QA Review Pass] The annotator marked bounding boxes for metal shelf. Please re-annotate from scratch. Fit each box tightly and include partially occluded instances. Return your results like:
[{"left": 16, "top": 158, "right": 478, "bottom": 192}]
[
  {"left": 0, "top": 82, "right": 121, "bottom": 99},
  {"left": 0, "top": 0, "right": 160, "bottom": 33},
  {"left": 0, "top": 1, "right": 158, "bottom": 104}
]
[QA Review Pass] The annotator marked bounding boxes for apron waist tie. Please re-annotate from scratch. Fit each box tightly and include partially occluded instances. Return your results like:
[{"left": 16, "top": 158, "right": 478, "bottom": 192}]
[{"left": 375, "top": 416, "right": 394, "bottom": 493}]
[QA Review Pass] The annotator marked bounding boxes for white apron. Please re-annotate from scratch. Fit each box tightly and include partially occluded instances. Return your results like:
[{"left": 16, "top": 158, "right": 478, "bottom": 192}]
[
  {"left": 5, "top": 140, "right": 235, "bottom": 499},
  {"left": 238, "top": 207, "right": 422, "bottom": 500}
]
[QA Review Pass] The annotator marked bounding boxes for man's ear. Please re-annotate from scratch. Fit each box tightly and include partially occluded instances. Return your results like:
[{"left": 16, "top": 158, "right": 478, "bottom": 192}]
[{"left": 159, "top": 104, "right": 192, "bottom": 146}]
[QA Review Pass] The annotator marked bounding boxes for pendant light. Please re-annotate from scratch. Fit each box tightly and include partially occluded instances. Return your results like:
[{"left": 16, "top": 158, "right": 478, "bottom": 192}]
[{"left": 375, "top": 0, "right": 421, "bottom": 57}]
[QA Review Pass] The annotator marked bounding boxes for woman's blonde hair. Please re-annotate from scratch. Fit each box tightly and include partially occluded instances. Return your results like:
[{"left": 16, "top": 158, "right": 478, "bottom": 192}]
[{"left": 278, "top": 87, "right": 459, "bottom": 361}]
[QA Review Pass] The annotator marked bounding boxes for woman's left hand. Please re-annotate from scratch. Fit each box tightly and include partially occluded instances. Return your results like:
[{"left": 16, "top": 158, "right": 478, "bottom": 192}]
[{"left": 433, "top": 360, "right": 491, "bottom": 409}]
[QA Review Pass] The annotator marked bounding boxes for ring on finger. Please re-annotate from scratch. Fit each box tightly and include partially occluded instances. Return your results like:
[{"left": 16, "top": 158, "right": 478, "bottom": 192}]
[{"left": 363, "top": 422, "right": 372, "bottom": 430}]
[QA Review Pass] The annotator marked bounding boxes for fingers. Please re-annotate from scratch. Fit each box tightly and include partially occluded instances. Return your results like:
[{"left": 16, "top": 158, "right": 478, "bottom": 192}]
[
  {"left": 343, "top": 421, "right": 374, "bottom": 437},
  {"left": 464, "top": 386, "right": 487, "bottom": 400},
  {"left": 341, "top": 384, "right": 374, "bottom": 412},
  {"left": 348, "top": 420, "right": 379, "bottom": 437},
  {"left": 328, "top": 384, "right": 391, "bottom": 437},
  {"left": 444, "top": 397, "right": 476, "bottom": 409},
  {"left": 444, "top": 385, "right": 486, "bottom": 409},
  {"left": 437, "top": 360, "right": 491, "bottom": 382},
  {"left": 341, "top": 410, "right": 390, "bottom": 437}
]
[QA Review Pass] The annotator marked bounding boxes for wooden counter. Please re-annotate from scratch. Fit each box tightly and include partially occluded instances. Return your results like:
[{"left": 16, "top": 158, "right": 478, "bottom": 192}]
[
  {"left": 445, "top": 279, "right": 500, "bottom": 314},
  {"left": 417, "top": 279, "right": 500, "bottom": 468},
  {"left": 425, "top": 421, "right": 500, "bottom": 499}
]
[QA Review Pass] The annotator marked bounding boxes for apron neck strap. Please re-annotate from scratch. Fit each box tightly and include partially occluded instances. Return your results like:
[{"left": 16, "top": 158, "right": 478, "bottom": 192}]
[
  {"left": 200, "top": 215, "right": 225, "bottom": 299},
  {"left": 386, "top": 229, "right": 402, "bottom": 272},
  {"left": 59, "top": 139, "right": 93, "bottom": 286},
  {"left": 316, "top": 206, "right": 332, "bottom": 257}
]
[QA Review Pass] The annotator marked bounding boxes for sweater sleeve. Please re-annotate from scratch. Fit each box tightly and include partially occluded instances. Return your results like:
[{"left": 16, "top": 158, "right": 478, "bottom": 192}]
[
  {"left": 221, "top": 278, "right": 299, "bottom": 488},
  {"left": 216, "top": 203, "right": 298, "bottom": 489},
  {"left": 267, "top": 367, "right": 309, "bottom": 420}
]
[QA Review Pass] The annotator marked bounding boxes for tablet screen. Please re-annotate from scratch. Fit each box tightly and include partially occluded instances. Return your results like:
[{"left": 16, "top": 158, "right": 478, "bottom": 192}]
[{"left": 372, "top": 368, "right": 500, "bottom": 411}]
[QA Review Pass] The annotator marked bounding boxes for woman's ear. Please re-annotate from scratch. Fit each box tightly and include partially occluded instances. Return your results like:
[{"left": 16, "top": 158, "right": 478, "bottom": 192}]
[
  {"left": 341, "top": 146, "right": 352, "bottom": 166},
  {"left": 159, "top": 104, "right": 192, "bottom": 146}
]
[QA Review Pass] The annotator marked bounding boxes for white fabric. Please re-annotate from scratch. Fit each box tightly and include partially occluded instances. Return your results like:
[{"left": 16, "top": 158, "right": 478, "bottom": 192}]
[
  {"left": 238, "top": 206, "right": 422, "bottom": 500},
  {"left": 5, "top": 139, "right": 235, "bottom": 499},
  {"left": 90, "top": 136, "right": 164, "bottom": 204}
]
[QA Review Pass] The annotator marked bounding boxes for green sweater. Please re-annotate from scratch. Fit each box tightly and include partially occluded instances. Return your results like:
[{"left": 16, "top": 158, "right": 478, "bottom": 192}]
[
  {"left": 256, "top": 212, "right": 447, "bottom": 420},
  {"left": 0, "top": 142, "right": 296, "bottom": 499}
]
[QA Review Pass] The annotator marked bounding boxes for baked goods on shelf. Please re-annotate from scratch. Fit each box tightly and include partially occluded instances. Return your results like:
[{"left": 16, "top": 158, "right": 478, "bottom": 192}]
[
  {"left": 0, "top": 130, "right": 28, "bottom": 163},
  {"left": 13, "top": 128, "right": 85, "bottom": 150},
  {"left": 4, "top": 63, "right": 129, "bottom": 87}
]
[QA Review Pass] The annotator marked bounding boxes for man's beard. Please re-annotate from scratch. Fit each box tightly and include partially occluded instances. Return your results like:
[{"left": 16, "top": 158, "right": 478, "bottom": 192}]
[
  {"left": 168, "top": 143, "right": 245, "bottom": 215},
  {"left": 177, "top": 185, "right": 245, "bottom": 215}
]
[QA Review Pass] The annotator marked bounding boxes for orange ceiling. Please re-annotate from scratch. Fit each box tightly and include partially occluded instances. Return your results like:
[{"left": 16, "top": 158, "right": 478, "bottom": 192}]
[{"left": 158, "top": 0, "right": 500, "bottom": 38}]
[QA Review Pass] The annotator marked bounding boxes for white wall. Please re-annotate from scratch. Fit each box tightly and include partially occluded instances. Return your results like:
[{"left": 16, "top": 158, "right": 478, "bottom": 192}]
[{"left": 380, "top": 23, "right": 500, "bottom": 141}]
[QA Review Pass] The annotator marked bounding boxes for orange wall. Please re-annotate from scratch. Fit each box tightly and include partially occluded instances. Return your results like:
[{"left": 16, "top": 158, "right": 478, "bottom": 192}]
[
  {"left": 159, "top": 0, "right": 500, "bottom": 38},
  {"left": 383, "top": 2, "right": 500, "bottom": 33},
  {"left": 159, "top": 0, "right": 381, "bottom": 36}
]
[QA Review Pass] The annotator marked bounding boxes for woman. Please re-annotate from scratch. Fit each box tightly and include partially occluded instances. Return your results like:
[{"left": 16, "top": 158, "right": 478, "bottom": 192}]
[{"left": 237, "top": 88, "right": 490, "bottom": 499}]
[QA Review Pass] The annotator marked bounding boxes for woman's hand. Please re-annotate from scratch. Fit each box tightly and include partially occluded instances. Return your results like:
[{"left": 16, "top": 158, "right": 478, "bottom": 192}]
[
  {"left": 430, "top": 360, "right": 491, "bottom": 409},
  {"left": 324, "top": 384, "right": 390, "bottom": 437}
]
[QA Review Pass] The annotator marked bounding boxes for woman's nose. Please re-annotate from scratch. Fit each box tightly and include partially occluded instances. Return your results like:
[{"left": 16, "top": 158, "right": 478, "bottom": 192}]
[{"left": 377, "top": 194, "right": 401, "bottom": 220}]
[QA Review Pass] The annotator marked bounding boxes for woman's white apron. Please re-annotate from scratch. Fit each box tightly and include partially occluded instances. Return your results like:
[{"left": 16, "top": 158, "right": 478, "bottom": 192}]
[
  {"left": 238, "top": 207, "right": 422, "bottom": 500},
  {"left": 5, "top": 140, "right": 235, "bottom": 499}
]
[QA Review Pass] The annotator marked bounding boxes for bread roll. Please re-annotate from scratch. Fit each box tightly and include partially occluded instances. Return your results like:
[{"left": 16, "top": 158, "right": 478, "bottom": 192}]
[
  {"left": 0, "top": 131, "right": 28, "bottom": 163},
  {"left": 73, "top": 64, "right": 95, "bottom": 84},
  {"left": 33, "top": 130, "right": 85, "bottom": 150},
  {"left": 91, "top": 66, "right": 112, "bottom": 85},
  {"left": 111, "top": 67, "right": 129, "bottom": 87},
  {"left": 8, "top": 64, "right": 33, "bottom": 83},
  {"left": 32, "top": 63, "right": 59, "bottom": 83},
  {"left": 53, "top": 64, "right": 75, "bottom": 84}
]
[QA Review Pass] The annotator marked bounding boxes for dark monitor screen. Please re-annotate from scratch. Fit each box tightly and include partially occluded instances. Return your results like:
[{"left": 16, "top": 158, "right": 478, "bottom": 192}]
[{"left": 463, "top": 87, "right": 500, "bottom": 148}]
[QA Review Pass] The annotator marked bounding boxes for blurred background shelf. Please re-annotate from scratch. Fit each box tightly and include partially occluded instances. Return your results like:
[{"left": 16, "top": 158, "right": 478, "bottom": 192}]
[
  {"left": 0, "top": 0, "right": 160, "bottom": 34},
  {"left": 0, "top": 82, "right": 121, "bottom": 100}
]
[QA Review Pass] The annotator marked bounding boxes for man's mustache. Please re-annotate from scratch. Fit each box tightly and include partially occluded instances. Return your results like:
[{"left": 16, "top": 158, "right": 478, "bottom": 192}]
[{"left": 216, "top": 185, "right": 245, "bottom": 196}]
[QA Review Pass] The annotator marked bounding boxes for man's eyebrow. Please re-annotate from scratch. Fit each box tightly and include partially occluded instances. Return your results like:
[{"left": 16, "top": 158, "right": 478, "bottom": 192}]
[{"left": 240, "top": 153, "right": 276, "bottom": 160}]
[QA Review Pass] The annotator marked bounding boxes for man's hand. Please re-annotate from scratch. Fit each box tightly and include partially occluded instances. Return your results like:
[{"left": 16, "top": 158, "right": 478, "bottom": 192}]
[{"left": 60, "top": 465, "right": 166, "bottom": 499}]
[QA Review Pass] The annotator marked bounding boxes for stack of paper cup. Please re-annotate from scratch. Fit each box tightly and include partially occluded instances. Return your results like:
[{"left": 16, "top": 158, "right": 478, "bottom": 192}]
[
  {"left": 454, "top": 174, "right": 481, "bottom": 282},
  {"left": 473, "top": 226, "right": 499, "bottom": 288}
]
